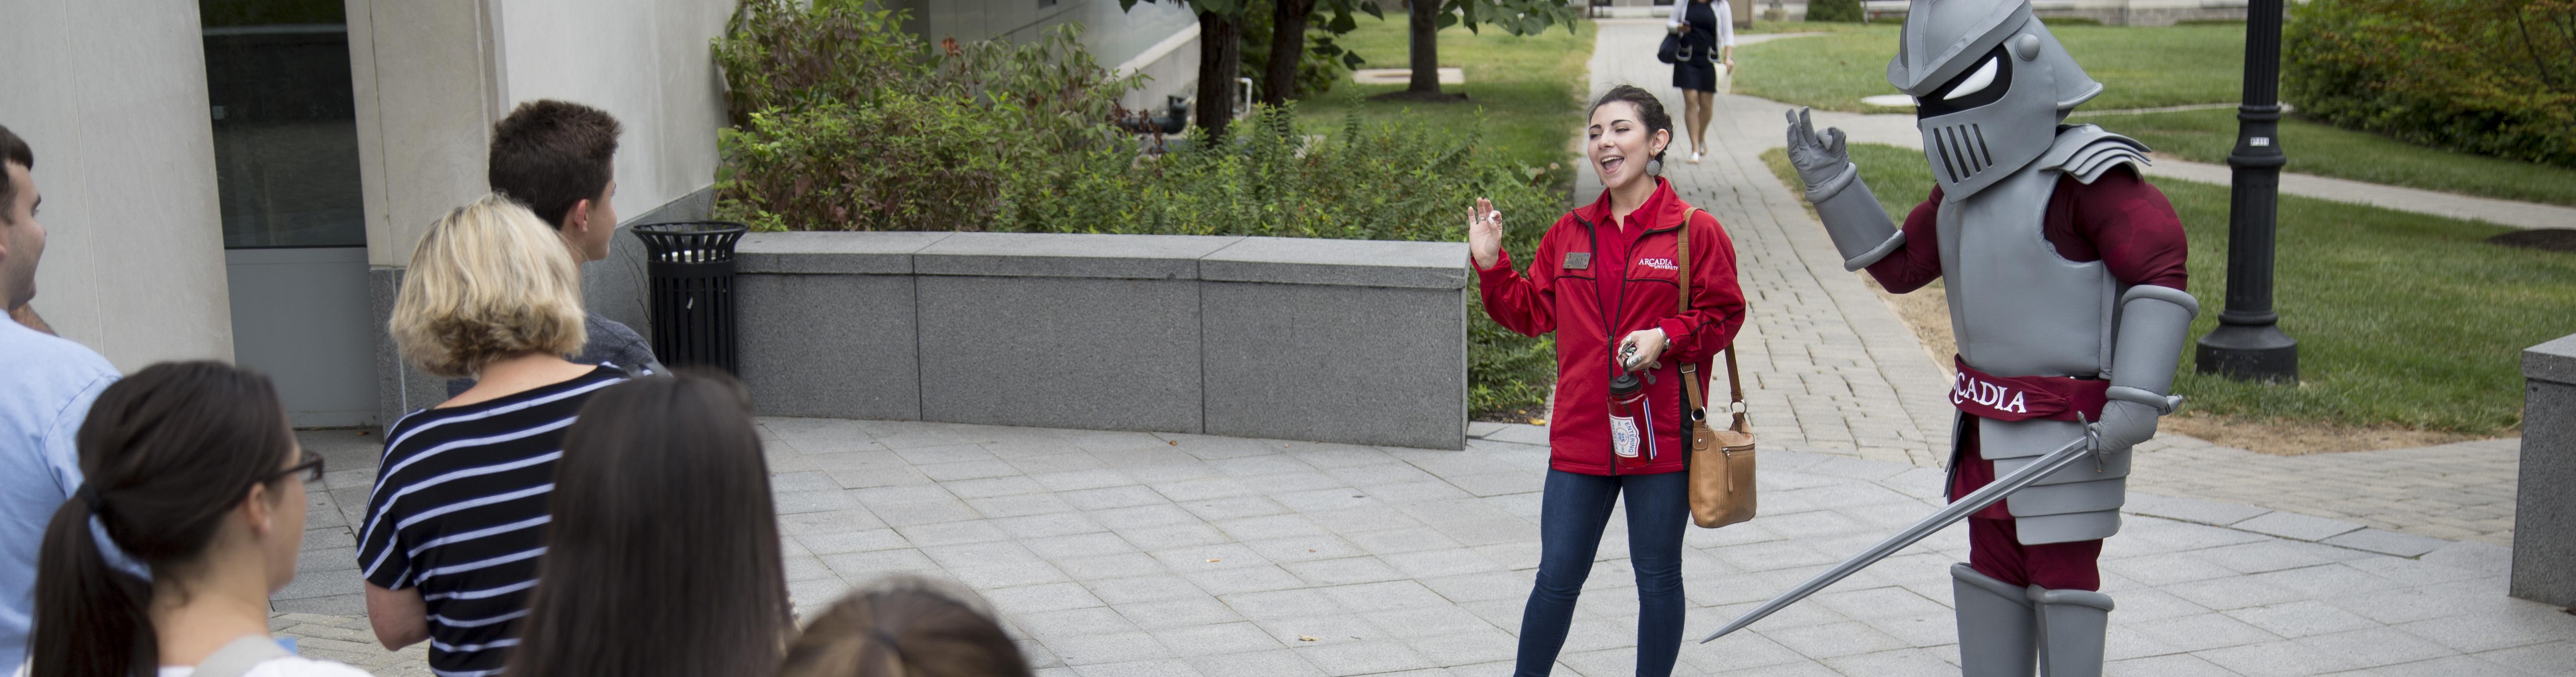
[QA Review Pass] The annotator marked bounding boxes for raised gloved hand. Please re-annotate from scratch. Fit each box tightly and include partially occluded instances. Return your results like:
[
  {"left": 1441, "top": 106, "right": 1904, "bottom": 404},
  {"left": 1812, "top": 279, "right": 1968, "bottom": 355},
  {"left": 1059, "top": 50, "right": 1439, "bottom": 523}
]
[
  {"left": 1784, "top": 107, "right": 1852, "bottom": 190},
  {"left": 2086, "top": 399, "right": 2161, "bottom": 456}
]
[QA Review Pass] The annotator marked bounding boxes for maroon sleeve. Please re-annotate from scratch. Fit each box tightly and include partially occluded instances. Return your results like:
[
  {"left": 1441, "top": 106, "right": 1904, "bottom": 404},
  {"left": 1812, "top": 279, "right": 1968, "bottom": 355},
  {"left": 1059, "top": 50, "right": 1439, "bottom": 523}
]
[
  {"left": 1477, "top": 216, "right": 1566, "bottom": 337},
  {"left": 1862, "top": 185, "right": 1945, "bottom": 293},
  {"left": 2063, "top": 168, "right": 2189, "bottom": 291}
]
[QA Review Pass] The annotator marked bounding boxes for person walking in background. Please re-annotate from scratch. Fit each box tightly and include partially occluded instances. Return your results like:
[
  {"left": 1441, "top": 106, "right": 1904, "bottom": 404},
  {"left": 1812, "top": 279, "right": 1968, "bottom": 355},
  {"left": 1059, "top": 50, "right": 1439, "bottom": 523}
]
[
  {"left": 1669, "top": 0, "right": 1735, "bottom": 164},
  {"left": 777, "top": 578, "right": 1032, "bottom": 677},
  {"left": 22, "top": 362, "right": 368, "bottom": 677},
  {"left": 0, "top": 123, "right": 121, "bottom": 671},
  {"left": 360, "top": 194, "right": 640, "bottom": 676},
  {"left": 1468, "top": 85, "right": 1747, "bottom": 676},
  {"left": 506, "top": 370, "right": 791, "bottom": 677},
  {"left": 449, "top": 99, "right": 660, "bottom": 396}
]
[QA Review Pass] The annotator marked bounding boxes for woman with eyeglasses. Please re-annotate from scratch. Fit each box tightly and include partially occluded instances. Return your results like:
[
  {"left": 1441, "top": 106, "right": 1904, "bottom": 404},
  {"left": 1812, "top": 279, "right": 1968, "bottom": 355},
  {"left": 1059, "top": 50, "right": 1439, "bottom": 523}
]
[{"left": 21, "top": 361, "right": 364, "bottom": 677}]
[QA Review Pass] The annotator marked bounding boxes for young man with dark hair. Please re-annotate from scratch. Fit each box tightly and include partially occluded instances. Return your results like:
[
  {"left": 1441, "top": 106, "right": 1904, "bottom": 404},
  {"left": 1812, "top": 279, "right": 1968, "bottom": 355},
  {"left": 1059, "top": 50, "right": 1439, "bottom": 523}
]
[
  {"left": 447, "top": 100, "right": 659, "bottom": 395},
  {"left": 0, "top": 122, "right": 122, "bottom": 670}
]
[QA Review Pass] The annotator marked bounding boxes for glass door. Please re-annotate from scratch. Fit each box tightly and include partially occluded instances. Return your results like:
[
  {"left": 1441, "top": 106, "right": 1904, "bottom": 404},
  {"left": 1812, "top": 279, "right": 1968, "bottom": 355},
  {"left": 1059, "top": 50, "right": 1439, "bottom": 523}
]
[{"left": 203, "top": 0, "right": 377, "bottom": 427}]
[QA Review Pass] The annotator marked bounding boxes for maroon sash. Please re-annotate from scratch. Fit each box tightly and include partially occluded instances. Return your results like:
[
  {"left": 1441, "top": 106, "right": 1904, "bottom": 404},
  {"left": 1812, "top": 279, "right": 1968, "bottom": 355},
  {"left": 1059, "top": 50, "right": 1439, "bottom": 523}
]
[{"left": 1950, "top": 356, "right": 2109, "bottom": 422}]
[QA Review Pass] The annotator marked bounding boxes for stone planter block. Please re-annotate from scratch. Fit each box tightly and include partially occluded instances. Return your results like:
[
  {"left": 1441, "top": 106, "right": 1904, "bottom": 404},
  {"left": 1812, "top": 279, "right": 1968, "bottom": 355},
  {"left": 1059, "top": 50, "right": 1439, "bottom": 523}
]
[
  {"left": 1201, "top": 237, "right": 1470, "bottom": 289},
  {"left": 730, "top": 232, "right": 1472, "bottom": 449},
  {"left": 1202, "top": 281, "right": 1467, "bottom": 449},
  {"left": 915, "top": 232, "right": 1241, "bottom": 279},
  {"left": 2513, "top": 334, "right": 2576, "bottom": 607},
  {"left": 737, "top": 231, "right": 948, "bottom": 275},
  {"left": 737, "top": 273, "right": 921, "bottom": 421}
]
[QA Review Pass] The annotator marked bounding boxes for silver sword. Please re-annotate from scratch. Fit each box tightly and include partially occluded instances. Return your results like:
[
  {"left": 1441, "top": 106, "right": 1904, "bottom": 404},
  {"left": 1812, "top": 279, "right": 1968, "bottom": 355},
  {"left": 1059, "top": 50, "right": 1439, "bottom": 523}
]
[{"left": 1698, "top": 419, "right": 2106, "bottom": 644}]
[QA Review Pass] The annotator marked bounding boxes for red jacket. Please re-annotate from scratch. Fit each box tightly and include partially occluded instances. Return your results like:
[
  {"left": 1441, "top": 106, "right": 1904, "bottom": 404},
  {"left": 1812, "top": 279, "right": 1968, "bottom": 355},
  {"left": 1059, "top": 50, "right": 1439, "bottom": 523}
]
[{"left": 1476, "top": 178, "right": 1747, "bottom": 475}]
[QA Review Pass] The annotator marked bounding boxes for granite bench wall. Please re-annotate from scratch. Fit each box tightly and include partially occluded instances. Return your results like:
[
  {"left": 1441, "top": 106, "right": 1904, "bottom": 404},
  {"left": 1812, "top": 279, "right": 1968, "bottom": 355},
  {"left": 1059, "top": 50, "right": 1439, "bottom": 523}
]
[
  {"left": 2513, "top": 334, "right": 2576, "bottom": 607},
  {"left": 736, "top": 232, "right": 1471, "bottom": 450}
]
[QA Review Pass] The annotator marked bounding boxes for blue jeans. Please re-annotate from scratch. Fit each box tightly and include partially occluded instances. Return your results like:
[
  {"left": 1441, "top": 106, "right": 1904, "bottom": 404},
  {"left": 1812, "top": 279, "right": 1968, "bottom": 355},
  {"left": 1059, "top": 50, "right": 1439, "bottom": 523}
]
[{"left": 1515, "top": 469, "right": 1690, "bottom": 676}]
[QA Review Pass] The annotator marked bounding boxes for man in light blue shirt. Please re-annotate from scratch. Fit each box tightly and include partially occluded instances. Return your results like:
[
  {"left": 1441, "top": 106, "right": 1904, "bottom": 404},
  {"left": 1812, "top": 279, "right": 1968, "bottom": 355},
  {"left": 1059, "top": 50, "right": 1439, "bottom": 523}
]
[{"left": 0, "top": 123, "right": 119, "bottom": 669}]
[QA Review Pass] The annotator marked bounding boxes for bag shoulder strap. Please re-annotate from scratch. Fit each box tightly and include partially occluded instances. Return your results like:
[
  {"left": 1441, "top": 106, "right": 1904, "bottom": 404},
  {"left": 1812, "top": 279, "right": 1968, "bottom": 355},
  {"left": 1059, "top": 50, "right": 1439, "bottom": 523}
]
[
  {"left": 1677, "top": 208, "right": 1708, "bottom": 414},
  {"left": 195, "top": 635, "right": 292, "bottom": 677},
  {"left": 1674, "top": 208, "right": 1748, "bottom": 428}
]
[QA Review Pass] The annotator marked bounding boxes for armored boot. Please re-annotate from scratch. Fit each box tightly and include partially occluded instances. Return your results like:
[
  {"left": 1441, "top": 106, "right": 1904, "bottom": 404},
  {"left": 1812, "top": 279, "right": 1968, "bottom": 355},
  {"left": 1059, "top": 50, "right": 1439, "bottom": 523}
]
[
  {"left": 1951, "top": 564, "right": 2036, "bottom": 677},
  {"left": 2027, "top": 585, "right": 2114, "bottom": 677}
]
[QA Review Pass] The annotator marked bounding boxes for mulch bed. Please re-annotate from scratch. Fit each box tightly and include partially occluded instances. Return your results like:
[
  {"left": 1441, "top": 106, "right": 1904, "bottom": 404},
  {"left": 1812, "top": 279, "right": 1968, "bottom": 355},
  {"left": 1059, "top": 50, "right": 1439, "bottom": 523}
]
[{"left": 2488, "top": 228, "right": 2576, "bottom": 254}]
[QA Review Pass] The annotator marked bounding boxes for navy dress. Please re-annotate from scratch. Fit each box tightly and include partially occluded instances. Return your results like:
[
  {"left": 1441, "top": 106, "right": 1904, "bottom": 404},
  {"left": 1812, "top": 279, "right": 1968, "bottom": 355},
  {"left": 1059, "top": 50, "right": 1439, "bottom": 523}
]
[{"left": 1672, "top": 1, "right": 1721, "bottom": 92}]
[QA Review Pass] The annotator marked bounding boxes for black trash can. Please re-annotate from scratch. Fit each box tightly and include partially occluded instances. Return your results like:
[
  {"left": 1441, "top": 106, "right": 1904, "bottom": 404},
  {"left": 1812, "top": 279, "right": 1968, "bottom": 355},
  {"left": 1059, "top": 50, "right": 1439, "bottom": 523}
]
[{"left": 632, "top": 221, "right": 748, "bottom": 374}]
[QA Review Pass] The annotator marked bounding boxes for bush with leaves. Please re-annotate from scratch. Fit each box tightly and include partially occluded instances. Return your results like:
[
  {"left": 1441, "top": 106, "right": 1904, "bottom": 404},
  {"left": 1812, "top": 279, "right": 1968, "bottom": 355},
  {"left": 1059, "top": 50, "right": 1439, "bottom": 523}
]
[
  {"left": 712, "top": 0, "right": 1140, "bottom": 154},
  {"left": 2285, "top": 0, "right": 2576, "bottom": 168},
  {"left": 1805, "top": 0, "right": 1865, "bottom": 23},
  {"left": 714, "top": 97, "right": 1033, "bottom": 233},
  {"left": 710, "top": 1, "right": 1565, "bottom": 417},
  {"left": 999, "top": 104, "right": 1561, "bottom": 415}
]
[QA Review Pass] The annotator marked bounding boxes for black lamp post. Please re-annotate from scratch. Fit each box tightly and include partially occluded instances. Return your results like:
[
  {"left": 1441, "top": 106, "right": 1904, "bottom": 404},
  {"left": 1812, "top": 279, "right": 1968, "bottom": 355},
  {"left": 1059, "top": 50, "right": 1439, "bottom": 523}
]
[{"left": 2196, "top": 0, "right": 2298, "bottom": 381}]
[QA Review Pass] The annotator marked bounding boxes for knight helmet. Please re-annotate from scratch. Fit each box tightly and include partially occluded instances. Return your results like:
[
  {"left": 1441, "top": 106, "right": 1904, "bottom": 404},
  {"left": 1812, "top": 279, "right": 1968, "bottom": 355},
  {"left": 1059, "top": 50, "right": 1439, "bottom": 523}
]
[{"left": 1888, "top": 0, "right": 2102, "bottom": 199}]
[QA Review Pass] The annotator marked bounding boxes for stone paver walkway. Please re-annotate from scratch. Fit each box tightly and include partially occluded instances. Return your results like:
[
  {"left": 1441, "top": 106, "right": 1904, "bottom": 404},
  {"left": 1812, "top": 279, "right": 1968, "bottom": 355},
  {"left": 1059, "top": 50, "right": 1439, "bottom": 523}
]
[
  {"left": 2127, "top": 437, "right": 2524, "bottom": 546},
  {"left": 277, "top": 419, "right": 2572, "bottom": 677}
]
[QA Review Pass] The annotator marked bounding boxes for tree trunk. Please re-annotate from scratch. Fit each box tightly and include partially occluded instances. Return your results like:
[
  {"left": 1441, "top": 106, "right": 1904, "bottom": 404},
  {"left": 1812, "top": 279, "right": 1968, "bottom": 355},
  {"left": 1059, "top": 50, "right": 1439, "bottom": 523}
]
[
  {"left": 1407, "top": 0, "right": 1441, "bottom": 93},
  {"left": 1197, "top": 9, "right": 1242, "bottom": 136},
  {"left": 1263, "top": 0, "right": 1318, "bottom": 106}
]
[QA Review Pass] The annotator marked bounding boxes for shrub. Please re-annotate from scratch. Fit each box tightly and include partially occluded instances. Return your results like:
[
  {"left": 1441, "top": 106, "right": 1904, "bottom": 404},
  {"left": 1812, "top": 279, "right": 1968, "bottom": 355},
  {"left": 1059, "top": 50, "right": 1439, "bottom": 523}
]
[
  {"left": 1805, "top": 0, "right": 1864, "bottom": 23},
  {"left": 714, "top": 97, "right": 1028, "bottom": 233},
  {"left": 712, "top": 0, "right": 1140, "bottom": 154},
  {"left": 1000, "top": 105, "right": 1563, "bottom": 415},
  {"left": 710, "top": 2, "right": 1565, "bottom": 417},
  {"left": 2284, "top": 0, "right": 2576, "bottom": 168}
]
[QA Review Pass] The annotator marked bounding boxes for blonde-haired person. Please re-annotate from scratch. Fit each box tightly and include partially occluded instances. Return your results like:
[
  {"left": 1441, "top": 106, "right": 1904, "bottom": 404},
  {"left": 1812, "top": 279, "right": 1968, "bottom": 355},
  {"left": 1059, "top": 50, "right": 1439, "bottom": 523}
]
[
  {"left": 358, "top": 194, "right": 645, "bottom": 677},
  {"left": 778, "top": 578, "right": 1032, "bottom": 677}
]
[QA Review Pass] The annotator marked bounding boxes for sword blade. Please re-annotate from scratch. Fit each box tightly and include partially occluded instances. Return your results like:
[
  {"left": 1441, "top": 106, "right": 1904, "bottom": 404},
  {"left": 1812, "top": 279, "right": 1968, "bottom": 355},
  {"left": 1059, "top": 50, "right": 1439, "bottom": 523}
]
[{"left": 1696, "top": 435, "right": 2096, "bottom": 644}]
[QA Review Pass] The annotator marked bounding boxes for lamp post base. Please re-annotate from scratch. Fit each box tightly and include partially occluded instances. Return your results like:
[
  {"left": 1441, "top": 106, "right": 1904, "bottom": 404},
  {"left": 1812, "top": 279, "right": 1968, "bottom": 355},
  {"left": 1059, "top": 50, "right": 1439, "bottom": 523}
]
[{"left": 2196, "top": 319, "right": 2298, "bottom": 382}]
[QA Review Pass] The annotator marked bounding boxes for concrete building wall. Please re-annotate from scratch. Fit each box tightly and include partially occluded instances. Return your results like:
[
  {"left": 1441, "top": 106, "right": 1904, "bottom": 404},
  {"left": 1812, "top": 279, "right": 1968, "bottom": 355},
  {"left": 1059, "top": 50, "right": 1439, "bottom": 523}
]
[
  {"left": 354, "top": 0, "right": 734, "bottom": 424},
  {"left": 0, "top": 0, "right": 235, "bottom": 371}
]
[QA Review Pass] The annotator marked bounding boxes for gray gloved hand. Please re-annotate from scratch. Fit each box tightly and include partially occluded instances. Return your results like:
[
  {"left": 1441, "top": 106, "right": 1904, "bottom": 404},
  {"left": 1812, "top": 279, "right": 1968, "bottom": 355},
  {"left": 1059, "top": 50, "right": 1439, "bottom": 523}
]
[
  {"left": 2087, "top": 399, "right": 2161, "bottom": 455},
  {"left": 1784, "top": 107, "right": 1852, "bottom": 189}
]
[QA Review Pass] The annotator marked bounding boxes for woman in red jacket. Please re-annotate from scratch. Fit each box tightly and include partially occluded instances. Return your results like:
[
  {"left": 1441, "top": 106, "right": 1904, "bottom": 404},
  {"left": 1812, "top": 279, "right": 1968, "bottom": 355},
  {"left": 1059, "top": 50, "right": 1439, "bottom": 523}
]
[{"left": 1469, "top": 84, "right": 1746, "bottom": 676}]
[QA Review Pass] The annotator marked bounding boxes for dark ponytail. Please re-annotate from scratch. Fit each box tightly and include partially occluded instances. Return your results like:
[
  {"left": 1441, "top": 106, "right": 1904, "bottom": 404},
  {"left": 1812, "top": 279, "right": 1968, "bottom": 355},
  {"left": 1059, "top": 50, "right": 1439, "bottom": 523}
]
[
  {"left": 29, "top": 362, "right": 295, "bottom": 677},
  {"left": 1590, "top": 85, "right": 1677, "bottom": 167}
]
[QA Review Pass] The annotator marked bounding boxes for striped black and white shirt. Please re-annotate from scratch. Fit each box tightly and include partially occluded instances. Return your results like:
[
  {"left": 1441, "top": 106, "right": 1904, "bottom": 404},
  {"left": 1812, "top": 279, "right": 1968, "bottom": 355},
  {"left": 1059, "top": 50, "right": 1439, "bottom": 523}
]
[{"left": 356, "top": 365, "right": 631, "bottom": 677}]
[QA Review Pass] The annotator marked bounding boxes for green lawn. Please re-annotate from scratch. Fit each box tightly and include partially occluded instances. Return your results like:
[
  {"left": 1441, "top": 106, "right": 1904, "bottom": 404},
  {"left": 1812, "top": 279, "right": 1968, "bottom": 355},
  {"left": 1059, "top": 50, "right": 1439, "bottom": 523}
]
[
  {"left": 1763, "top": 143, "right": 2571, "bottom": 435},
  {"left": 2072, "top": 107, "right": 2576, "bottom": 207},
  {"left": 1734, "top": 22, "right": 2246, "bottom": 113},
  {"left": 1297, "top": 15, "right": 1597, "bottom": 183}
]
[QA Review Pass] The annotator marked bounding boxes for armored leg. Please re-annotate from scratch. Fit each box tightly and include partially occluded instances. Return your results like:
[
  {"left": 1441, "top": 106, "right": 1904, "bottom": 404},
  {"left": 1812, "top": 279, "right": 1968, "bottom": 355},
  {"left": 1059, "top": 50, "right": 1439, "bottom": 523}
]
[
  {"left": 1951, "top": 563, "right": 2035, "bottom": 677},
  {"left": 2027, "top": 586, "right": 2114, "bottom": 677}
]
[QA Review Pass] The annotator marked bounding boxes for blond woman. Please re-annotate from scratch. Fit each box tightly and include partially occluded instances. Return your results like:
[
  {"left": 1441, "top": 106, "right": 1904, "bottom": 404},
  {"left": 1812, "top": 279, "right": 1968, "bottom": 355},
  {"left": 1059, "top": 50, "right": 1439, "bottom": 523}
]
[{"left": 356, "top": 195, "right": 644, "bottom": 676}]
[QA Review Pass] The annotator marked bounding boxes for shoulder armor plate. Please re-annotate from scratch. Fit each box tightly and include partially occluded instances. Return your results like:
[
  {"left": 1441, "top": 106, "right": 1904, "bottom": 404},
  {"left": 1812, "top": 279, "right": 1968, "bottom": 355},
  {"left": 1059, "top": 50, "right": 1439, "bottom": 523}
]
[{"left": 2038, "top": 124, "right": 2151, "bottom": 185}]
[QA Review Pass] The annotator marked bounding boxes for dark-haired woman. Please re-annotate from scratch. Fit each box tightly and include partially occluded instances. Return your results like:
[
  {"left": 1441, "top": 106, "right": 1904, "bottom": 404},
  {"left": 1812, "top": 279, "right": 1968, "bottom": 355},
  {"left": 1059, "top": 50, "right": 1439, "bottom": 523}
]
[
  {"left": 1468, "top": 84, "right": 1747, "bottom": 676},
  {"left": 1668, "top": 0, "right": 1735, "bottom": 164},
  {"left": 506, "top": 370, "right": 792, "bottom": 677},
  {"left": 777, "top": 577, "right": 1031, "bottom": 677},
  {"left": 22, "top": 362, "right": 369, "bottom": 677}
]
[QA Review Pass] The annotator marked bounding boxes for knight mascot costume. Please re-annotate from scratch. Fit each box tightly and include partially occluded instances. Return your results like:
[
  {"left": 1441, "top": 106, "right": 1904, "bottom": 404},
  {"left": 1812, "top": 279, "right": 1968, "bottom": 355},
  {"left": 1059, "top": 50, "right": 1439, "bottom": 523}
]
[{"left": 1767, "top": 1, "right": 2197, "bottom": 675}]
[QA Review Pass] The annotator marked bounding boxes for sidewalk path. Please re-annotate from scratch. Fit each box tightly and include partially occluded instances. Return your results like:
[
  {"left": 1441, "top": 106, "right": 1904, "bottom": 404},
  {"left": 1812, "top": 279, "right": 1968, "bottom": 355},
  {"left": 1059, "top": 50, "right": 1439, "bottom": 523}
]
[{"left": 280, "top": 420, "right": 2571, "bottom": 677}]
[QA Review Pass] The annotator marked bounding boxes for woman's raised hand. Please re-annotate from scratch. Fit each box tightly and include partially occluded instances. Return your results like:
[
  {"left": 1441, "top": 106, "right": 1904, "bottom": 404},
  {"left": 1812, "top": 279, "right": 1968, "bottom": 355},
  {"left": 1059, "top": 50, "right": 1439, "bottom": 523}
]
[{"left": 1468, "top": 197, "right": 1504, "bottom": 270}]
